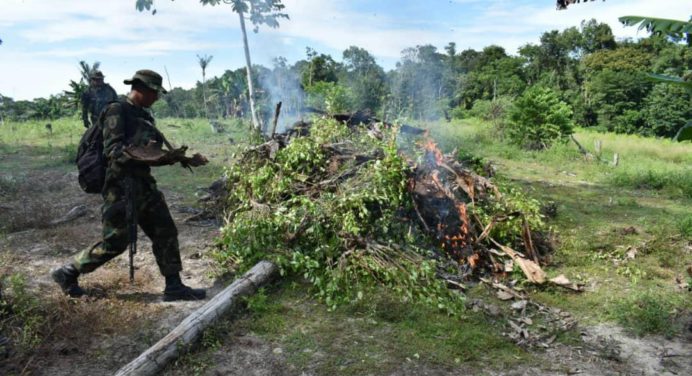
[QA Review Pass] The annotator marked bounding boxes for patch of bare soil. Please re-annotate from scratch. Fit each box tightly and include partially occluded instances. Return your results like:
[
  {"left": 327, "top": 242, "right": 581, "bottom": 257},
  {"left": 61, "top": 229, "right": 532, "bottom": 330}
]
[
  {"left": 0, "top": 166, "right": 220, "bottom": 375},
  {"left": 483, "top": 322, "right": 691, "bottom": 376},
  {"left": 163, "top": 334, "right": 290, "bottom": 376}
]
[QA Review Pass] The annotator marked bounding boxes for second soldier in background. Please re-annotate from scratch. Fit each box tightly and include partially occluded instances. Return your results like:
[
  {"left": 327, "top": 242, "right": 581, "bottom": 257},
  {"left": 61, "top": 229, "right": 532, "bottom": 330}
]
[{"left": 81, "top": 70, "right": 118, "bottom": 128}]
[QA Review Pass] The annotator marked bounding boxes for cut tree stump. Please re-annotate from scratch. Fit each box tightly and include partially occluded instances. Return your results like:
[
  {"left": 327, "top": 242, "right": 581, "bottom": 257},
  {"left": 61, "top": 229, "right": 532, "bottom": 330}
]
[{"left": 114, "top": 260, "right": 279, "bottom": 376}]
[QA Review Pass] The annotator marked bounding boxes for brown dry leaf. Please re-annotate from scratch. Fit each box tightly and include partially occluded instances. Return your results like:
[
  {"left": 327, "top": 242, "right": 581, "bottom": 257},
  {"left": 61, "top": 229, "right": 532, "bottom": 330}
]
[
  {"left": 467, "top": 253, "right": 480, "bottom": 268},
  {"left": 492, "top": 240, "right": 546, "bottom": 284}
]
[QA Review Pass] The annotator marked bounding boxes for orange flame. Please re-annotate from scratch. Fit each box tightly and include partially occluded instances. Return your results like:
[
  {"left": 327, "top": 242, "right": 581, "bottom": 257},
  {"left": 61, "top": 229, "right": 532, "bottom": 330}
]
[
  {"left": 423, "top": 139, "right": 444, "bottom": 166},
  {"left": 456, "top": 202, "right": 469, "bottom": 241}
]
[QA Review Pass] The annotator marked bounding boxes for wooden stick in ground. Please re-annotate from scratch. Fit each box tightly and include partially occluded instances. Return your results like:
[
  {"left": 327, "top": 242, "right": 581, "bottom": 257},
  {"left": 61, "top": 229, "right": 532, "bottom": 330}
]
[
  {"left": 114, "top": 260, "right": 279, "bottom": 376},
  {"left": 270, "top": 101, "right": 282, "bottom": 139},
  {"left": 570, "top": 135, "right": 593, "bottom": 159}
]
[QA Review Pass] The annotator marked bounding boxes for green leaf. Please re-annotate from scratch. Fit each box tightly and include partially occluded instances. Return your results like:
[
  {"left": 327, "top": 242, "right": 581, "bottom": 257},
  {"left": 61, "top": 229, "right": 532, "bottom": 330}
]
[
  {"left": 673, "top": 121, "right": 692, "bottom": 142},
  {"left": 619, "top": 16, "right": 692, "bottom": 41},
  {"left": 647, "top": 73, "right": 692, "bottom": 87}
]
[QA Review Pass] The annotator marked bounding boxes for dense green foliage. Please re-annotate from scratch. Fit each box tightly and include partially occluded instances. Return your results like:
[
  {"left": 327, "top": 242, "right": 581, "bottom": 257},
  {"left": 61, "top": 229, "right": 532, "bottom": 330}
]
[
  {"left": 507, "top": 87, "right": 574, "bottom": 150},
  {"left": 643, "top": 84, "right": 692, "bottom": 137}
]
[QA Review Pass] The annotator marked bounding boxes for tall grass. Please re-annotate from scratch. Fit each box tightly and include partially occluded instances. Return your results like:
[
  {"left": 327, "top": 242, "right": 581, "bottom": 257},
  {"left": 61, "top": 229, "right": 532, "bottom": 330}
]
[
  {"left": 0, "top": 116, "right": 82, "bottom": 149},
  {"left": 427, "top": 119, "right": 692, "bottom": 198}
]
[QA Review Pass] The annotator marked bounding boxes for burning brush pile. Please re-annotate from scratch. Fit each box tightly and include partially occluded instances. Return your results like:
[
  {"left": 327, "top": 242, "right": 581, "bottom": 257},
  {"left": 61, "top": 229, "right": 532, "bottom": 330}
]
[{"left": 212, "top": 112, "right": 576, "bottom": 312}]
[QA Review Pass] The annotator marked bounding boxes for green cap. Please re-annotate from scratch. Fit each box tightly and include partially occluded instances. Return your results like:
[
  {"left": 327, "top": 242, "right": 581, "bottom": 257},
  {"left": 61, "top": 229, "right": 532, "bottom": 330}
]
[{"left": 124, "top": 69, "right": 167, "bottom": 94}]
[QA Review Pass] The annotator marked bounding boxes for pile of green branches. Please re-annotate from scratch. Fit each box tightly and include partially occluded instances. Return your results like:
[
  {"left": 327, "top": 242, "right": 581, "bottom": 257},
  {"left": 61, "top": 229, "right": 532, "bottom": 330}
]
[{"left": 215, "top": 118, "right": 545, "bottom": 313}]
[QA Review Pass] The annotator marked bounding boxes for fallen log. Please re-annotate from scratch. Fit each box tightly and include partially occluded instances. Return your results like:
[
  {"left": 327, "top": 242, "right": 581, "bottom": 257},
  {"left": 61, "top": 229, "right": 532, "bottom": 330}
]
[
  {"left": 49, "top": 204, "right": 88, "bottom": 226},
  {"left": 114, "top": 260, "right": 279, "bottom": 376}
]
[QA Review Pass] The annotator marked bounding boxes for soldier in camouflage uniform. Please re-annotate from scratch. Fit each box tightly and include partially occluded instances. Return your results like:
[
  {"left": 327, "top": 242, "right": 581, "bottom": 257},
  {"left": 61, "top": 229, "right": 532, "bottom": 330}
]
[
  {"left": 81, "top": 70, "right": 118, "bottom": 128},
  {"left": 52, "top": 69, "right": 206, "bottom": 301}
]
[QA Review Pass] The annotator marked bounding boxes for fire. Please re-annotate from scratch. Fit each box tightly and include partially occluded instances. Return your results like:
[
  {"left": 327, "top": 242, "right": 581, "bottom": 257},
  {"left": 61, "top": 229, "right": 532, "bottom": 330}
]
[
  {"left": 423, "top": 138, "right": 444, "bottom": 166},
  {"left": 456, "top": 202, "right": 469, "bottom": 240},
  {"left": 417, "top": 137, "right": 479, "bottom": 267}
]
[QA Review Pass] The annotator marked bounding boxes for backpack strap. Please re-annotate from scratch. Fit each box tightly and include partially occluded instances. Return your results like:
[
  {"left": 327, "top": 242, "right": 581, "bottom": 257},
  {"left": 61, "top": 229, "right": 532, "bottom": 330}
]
[
  {"left": 140, "top": 119, "right": 175, "bottom": 151},
  {"left": 111, "top": 99, "right": 175, "bottom": 151}
]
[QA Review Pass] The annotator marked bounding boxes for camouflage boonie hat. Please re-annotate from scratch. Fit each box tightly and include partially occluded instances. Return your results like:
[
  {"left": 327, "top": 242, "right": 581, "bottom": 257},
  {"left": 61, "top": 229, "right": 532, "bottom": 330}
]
[
  {"left": 90, "top": 70, "right": 105, "bottom": 79},
  {"left": 124, "top": 69, "right": 167, "bottom": 94}
]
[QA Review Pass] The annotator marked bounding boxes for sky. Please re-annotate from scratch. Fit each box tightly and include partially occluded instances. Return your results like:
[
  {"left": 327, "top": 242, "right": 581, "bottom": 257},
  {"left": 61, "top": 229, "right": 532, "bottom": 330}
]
[{"left": 0, "top": 0, "right": 690, "bottom": 100}]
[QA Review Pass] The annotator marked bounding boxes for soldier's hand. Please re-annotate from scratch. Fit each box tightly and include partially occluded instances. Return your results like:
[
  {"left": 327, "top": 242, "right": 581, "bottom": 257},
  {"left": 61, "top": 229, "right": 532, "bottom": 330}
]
[{"left": 185, "top": 153, "right": 209, "bottom": 167}]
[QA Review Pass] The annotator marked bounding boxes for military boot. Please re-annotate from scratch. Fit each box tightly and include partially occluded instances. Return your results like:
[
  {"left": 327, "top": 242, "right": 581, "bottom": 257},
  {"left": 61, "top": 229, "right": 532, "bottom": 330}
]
[
  {"left": 163, "top": 274, "right": 206, "bottom": 302},
  {"left": 51, "top": 264, "right": 85, "bottom": 298}
]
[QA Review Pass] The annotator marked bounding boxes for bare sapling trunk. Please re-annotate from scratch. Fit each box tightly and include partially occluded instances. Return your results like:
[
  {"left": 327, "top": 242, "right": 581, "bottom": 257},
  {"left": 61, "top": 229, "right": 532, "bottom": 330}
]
[
  {"left": 202, "top": 71, "right": 215, "bottom": 132},
  {"left": 239, "top": 11, "right": 261, "bottom": 133},
  {"left": 270, "top": 101, "right": 282, "bottom": 138}
]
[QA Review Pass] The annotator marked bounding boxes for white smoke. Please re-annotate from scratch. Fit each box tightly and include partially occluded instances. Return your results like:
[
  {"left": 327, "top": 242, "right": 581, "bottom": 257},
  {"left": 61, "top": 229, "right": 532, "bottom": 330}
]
[{"left": 258, "top": 57, "right": 305, "bottom": 134}]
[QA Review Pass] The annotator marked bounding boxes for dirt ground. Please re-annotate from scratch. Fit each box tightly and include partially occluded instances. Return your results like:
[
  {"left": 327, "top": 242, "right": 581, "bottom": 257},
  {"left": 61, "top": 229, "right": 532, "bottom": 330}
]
[{"left": 1, "top": 165, "right": 690, "bottom": 375}]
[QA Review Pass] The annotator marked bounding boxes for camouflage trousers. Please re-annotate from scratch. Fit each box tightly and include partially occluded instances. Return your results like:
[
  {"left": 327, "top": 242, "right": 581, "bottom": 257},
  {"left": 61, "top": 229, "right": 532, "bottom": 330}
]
[{"left": 73, "top": 175, "right": 182, "bottom": 276}]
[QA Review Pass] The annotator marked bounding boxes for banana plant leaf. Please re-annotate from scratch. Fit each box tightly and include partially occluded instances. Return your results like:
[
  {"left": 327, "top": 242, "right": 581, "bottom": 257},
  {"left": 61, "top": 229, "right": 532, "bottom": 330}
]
[
  {"left": 646, "top": 74, "right": 692, "bottom": 94},
  {"left": 673, "top": 121, "right": 692, "bottom": 142},
  {"left": 619, "top": 16, "right": 692, "bottom": 38}
]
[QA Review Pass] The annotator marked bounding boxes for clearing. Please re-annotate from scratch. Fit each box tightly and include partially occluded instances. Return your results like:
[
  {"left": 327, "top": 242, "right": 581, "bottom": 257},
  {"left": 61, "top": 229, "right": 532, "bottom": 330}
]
[{"left": 0, "top": 117, "right": 690, "bottom": 375}]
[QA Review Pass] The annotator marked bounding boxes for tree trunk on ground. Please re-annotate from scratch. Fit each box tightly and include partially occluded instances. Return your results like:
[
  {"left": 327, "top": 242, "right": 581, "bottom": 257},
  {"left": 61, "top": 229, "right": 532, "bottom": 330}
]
[
  {"left": 239, "top": 11, "right": 261, "bottom": 133},
  {"left": 114, "top": 260, "right": 279, "bottom": 376}
]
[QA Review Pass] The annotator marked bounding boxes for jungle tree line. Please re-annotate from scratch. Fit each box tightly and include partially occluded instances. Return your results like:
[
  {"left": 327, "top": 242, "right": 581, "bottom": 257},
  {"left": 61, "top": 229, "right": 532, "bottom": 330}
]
[
  {"left": 1, "top": 19, "right": 690, "bottom": 138},
  {"left": 140, "top": 18, "right": 692, "bottom": 139}
]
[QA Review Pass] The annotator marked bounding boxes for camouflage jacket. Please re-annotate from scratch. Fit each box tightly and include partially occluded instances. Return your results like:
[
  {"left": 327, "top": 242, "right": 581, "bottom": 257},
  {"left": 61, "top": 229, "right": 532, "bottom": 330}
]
[
  {"left": 102, "top": 99, "right": 165, "bottom": 182},
  {"left": 81, "top": 84, "right": 118, "bottom": 128}
]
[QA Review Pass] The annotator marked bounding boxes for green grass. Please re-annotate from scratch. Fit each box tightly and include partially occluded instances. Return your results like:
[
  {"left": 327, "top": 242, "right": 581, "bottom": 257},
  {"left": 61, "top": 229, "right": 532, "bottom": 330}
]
[
  {"left": 429, "top": 120, "right": 692, "bottom": 198},
  {"left": 0, "top": 273, "right": 47, "bottom": 353},
  {"left": 607, "top": 289, "right": 686, "bottom": 337},
  {"left": 236, "top": 282, "right": 529, "bottom": 375}
]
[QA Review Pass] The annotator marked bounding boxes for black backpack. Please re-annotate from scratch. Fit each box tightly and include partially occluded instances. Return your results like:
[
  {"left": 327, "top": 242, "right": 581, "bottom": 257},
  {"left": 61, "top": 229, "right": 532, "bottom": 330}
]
[{"left": 76, "top": 100, "right": 132, "bottom": 194}]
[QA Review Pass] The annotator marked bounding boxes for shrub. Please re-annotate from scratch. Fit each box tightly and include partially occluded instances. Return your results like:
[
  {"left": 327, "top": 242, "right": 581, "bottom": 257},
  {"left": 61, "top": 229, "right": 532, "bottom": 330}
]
[
  {"left": 305, "top": 81, "right": 353, "bottom": 114},
  {"left": 449, "top": 105, "right": 467, "bottom": 120},
  {"left": 468, "top": 100, "right": 493, "bottom": 119},
  {"left": 613, "top": 109, "right": 646, "bottom": 135},
  {"left": 506, "top": 87, "right": 574, "bottom": 150},
  {"left": 452, "top": 97, "right": 513, "bottom": 123}
]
